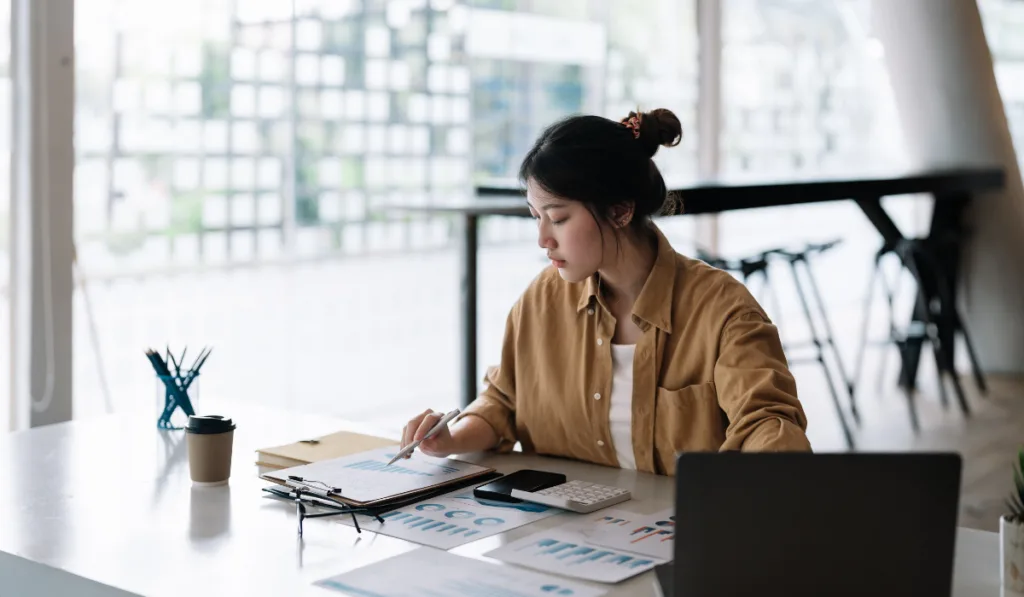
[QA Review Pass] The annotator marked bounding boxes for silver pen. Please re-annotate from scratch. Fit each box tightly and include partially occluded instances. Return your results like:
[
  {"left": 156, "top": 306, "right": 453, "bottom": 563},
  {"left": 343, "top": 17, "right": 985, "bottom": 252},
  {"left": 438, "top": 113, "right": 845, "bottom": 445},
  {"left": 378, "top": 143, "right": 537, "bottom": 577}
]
[{"left": 387, "top": 408, "right": 461, "bottom": 466}]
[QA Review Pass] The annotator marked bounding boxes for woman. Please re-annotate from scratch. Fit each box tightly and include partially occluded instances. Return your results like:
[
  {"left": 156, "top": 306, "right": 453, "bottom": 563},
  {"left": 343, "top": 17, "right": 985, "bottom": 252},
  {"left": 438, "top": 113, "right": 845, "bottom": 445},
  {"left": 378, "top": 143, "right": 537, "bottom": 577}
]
[{"left": 402, "top": 108, "right": 811, "bottom": 475}]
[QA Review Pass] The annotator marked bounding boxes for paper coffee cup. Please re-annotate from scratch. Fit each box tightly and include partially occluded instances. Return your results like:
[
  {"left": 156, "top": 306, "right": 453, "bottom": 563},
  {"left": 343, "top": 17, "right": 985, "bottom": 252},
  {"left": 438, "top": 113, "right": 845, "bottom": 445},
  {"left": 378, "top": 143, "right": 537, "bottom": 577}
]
[{"left": 186, "top": 415, "right": 236, "bottom": 486}]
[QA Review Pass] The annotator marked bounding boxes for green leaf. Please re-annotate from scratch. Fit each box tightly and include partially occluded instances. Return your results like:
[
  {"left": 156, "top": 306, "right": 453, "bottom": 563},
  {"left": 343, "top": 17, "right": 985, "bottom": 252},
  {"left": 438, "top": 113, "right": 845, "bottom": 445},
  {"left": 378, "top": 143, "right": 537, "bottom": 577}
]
[
  {"left": 1018, "top": 446, "right": 1024, "bottom": 486},
  {"left": 1007, "top": 500, "right": 1022, "bottom": 520},
  {"left": 1010, "top": 493, "right": 1024, "bottom": 519},
  {"left": 1016, "top": 449, "right": 1024, "bottom": 497}
]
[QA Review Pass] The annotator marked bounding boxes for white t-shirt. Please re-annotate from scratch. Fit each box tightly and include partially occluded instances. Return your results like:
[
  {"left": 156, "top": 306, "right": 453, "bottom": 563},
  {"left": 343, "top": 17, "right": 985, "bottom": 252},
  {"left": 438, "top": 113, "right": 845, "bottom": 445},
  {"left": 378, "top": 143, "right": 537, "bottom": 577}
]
[{"left": 609, "top": 343, "right": 636, "bottom": 470}]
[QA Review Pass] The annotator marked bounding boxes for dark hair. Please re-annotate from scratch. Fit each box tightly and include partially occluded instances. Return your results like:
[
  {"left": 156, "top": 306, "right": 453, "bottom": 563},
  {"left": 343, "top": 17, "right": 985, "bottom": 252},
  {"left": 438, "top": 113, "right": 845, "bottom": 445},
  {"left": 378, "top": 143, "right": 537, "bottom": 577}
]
[{"left": 518, "top": 108, "right": 684, "bottom": 235}]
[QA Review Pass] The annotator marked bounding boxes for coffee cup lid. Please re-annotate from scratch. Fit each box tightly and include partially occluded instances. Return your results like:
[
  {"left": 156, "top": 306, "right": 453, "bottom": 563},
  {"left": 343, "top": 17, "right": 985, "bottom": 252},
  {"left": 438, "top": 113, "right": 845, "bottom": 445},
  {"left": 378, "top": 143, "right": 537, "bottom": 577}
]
[{"left": 186, "top": 415, "right": 235, "bottom": 434}]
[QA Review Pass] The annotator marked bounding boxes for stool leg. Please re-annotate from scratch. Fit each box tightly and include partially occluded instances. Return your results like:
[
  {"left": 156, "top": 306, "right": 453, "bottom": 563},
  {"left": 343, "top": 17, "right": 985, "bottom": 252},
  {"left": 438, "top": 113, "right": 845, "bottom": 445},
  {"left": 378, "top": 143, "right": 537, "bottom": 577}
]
[
  {"left": 762, "top": 271, "right": 785, "bottom": 331},
  {"left": 912, "top": 237, "right": 987, "bottom": 396},
  {"left": 933, "top": 336, "right": 970, "bottom": 416},
  {"left": 932, "top": 343, "right": 951, "bottom": 411},
  {"left": 878, "top": 256, "right": 902, "bottom": 358},
  {"left": 798, "top": 258, "right": 858, "bottom": 424},
  {"left": 902, "top": 249, "right": 971, "bottom": 417},
  {"left": 903, "top": 386, "right": 922, "bottom": 433},
  {"left": 853, "top": 258, "right": 878, "bottom": 397},
  {"left": 954, "top": 310, "right": 988, "bottom": 394},
  {"left": 787, "top": 259, "right": 855, "bottom": 449}
]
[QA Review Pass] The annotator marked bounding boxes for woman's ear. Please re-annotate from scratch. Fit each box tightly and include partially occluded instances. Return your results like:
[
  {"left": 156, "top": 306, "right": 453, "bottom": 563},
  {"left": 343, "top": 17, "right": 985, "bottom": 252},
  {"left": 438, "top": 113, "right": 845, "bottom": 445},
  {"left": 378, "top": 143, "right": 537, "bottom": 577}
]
[{"left": 608, "top": 203, "right": 635, "bottom": 229}]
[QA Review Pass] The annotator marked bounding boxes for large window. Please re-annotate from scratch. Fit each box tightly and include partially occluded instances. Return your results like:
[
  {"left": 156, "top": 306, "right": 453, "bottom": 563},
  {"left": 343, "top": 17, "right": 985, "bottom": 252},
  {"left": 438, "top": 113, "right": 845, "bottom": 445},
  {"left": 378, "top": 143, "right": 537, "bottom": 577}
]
[
  {"left": 75, "top": 0, "right": 470, "bottom": 274},
  {"left": 721, "top": 0, "right": 901, "bottom": 177},
  {"left": 469, "top": 0, "right": 699, "bottom": 184},
  {"left": 0, "top": 0, "right": 10, "bottom": 430},
  {"left": 981, "top": 0, "right": 1024, "bottom": 171},
  {"left": 713, "top": 0, "right": 910, "bottom": 389},
  {"left": 70, "top": 0, "right": 699, "bottom": 424},
  {"left": 716, "top": 0, "right": 905, "bottom": 260}
]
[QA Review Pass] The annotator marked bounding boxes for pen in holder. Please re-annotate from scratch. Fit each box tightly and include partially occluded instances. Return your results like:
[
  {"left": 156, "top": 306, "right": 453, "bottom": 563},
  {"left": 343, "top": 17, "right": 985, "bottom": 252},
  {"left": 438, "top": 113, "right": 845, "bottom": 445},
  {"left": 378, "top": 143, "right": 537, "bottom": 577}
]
[
  {"left": 146, "top": 346, "right": 212, "bottom": 430},
  {"left": 156, "top": 373, "right": 199, "bottom": 430}
]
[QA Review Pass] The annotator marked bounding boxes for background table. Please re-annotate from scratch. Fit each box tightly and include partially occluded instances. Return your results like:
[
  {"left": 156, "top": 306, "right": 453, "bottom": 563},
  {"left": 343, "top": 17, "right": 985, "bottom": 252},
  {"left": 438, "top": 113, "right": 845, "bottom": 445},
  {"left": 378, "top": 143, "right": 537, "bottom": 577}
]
[{"left": 390, "top": 167, "right": 1004, "bottom": 408}]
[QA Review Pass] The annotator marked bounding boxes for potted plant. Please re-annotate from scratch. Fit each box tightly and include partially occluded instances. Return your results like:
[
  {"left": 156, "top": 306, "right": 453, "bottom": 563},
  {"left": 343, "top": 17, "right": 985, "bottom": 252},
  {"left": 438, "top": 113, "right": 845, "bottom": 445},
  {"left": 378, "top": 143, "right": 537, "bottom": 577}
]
[{"left": 1003, "top": 447, "right": 1024, "bottom": 596}]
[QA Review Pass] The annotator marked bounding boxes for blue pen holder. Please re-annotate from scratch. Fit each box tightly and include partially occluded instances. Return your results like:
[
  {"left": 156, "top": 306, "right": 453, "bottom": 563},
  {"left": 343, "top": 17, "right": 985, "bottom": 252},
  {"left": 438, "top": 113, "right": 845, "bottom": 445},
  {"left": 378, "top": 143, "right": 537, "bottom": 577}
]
[{"left": 156, "top": 372, "right": 200, "bottom": 430}]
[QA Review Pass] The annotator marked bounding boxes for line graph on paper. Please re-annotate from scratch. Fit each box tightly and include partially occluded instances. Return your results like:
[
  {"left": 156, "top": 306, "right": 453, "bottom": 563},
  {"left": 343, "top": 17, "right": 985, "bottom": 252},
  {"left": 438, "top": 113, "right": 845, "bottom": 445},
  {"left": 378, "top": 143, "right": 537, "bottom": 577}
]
[{"left": 582, "top": 507, "right": 675, "bottom": 561}]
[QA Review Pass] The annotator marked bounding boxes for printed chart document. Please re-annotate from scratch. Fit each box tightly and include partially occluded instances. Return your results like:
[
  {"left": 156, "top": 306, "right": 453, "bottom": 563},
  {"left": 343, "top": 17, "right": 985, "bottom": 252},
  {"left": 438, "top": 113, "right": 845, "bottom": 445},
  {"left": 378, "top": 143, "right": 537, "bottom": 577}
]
[
  {"left": 486, "top": 508, "right": 665, "bottom": 583},
  {"left": 262, "top": 446, "right": 492, "bottom": 505},
  {"left": 337, "top": 486, "right": 560, "bottom": 549},
  {"left": 315, "top": 547, "right": 607, "bottom": 597},
  {"left": 580, "top": 507, "right": 675, "bottom": 561}
]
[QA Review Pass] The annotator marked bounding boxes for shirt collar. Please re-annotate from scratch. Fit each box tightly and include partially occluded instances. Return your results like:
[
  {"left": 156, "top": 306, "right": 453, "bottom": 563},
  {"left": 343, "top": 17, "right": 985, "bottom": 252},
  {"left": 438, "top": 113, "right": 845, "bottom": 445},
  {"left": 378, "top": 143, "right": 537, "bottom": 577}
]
[{"left": 576, "top": 225, "right": 678, "bottom": 333}]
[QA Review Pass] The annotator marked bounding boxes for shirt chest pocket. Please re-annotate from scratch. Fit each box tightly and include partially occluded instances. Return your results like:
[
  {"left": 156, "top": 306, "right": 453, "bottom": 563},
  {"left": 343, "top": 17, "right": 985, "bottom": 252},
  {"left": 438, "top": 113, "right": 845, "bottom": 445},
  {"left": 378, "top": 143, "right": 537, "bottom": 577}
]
[{"left": 654, "top": 382, "right": 727, "bottom": 455}]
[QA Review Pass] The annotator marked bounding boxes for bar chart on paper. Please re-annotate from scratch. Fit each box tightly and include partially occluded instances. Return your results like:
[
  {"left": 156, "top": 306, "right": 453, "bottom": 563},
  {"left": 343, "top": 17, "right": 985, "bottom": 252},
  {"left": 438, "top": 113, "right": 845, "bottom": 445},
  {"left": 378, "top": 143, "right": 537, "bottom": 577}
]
[
  {"left": 338, "top": 487, "right": 559, "bottom": 549},
  {"left": 342, "top": 459, "right": 457, "bottom": 476},
  {"left": 486, "top": 528, "right": 660, "bottom": 583}
]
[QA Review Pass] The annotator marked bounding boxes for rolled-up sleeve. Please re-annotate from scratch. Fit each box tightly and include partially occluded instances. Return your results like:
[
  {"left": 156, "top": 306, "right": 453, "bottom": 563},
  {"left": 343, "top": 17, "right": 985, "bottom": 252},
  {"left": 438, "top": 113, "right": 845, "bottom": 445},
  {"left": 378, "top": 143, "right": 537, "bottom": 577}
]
[
  {"left": 714, "top": 310, "right": 812, "bottom": 452},
  {"left": 456, "top": 300, "right": 520, "bottom": 452}
]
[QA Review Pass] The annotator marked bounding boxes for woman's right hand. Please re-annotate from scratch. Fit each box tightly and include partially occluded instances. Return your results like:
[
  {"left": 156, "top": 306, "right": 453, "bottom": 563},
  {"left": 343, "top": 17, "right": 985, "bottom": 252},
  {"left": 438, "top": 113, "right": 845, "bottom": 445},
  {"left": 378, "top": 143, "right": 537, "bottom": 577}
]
[{"left": 401, "top": 409, "right": 458, "bottom": 458}]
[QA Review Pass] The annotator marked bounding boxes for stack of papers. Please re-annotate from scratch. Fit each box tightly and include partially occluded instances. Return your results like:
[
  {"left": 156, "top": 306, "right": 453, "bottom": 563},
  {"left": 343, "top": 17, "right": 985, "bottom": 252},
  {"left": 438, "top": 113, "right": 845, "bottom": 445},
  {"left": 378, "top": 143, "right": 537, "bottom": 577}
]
[{"left": 256, "top": 429, "right": 398, "bottom": 470}]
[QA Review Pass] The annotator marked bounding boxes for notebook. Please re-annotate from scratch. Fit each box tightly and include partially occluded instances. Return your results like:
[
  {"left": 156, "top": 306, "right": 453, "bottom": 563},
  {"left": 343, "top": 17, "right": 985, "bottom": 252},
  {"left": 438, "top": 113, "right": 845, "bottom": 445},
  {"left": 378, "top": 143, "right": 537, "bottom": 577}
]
[
  {"left": 260, "top": 446, "right": 496, "bottom": 507},
  {"left": 256, "top": 429, "right": 399, "bottom": 470}
]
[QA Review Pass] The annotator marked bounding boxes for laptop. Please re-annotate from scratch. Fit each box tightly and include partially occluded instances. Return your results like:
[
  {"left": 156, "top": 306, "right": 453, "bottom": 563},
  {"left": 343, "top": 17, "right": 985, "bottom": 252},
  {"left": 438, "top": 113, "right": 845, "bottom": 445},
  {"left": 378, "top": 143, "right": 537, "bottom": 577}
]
[{"left": 667, "top": 452, "right": 962, "bottom": 597}]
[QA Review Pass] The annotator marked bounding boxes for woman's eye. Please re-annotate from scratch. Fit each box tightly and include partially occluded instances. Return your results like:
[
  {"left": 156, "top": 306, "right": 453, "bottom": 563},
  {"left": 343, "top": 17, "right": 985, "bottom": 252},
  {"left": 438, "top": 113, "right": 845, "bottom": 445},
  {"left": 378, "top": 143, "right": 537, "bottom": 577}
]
[{"left": 552, "top": 218, "right": 567, "bottom": 226}]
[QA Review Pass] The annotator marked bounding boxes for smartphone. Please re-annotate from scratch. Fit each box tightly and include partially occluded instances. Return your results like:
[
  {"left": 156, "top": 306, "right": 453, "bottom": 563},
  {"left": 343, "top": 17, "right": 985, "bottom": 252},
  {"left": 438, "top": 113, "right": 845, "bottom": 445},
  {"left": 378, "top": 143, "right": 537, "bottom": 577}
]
[{"left": 473, "top": 469, "right": 567, "bottom": 503}]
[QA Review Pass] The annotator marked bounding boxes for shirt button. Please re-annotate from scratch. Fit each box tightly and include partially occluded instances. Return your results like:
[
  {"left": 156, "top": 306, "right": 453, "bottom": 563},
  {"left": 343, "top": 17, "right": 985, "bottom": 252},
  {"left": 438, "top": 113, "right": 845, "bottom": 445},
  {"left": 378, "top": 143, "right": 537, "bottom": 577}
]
[
  {"left": 597, "top": 338, "right": 604, "bottom": 346},
  {"left": 597, "top": 440, "right": 605, "bottom": 447},
  {"left": 588, "top": 308, "right": 595, "bottom": 315},
  {"left": 593, "top": 393, "right": 601, "bottom": 400}
]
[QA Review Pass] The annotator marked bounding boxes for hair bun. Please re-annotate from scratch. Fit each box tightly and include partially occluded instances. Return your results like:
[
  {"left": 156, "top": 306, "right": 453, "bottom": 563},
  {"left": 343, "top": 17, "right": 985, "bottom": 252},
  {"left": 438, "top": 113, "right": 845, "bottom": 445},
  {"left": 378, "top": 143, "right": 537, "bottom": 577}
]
[{"left": 629, "top": 108, "right": 682, "bottom": 158}]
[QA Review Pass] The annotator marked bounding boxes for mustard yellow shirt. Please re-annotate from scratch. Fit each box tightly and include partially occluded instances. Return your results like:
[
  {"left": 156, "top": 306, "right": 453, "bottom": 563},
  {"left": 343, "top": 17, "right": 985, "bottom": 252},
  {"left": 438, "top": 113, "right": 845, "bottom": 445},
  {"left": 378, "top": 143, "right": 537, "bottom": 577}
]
[{"left": 458, "top": 224, "right": 812, "bottom": 475}]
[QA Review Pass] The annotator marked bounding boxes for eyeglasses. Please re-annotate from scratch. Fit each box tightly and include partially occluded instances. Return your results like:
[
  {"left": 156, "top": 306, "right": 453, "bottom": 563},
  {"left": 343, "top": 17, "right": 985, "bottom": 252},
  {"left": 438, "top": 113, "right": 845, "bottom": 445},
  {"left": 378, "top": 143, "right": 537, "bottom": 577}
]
[
  {"left": 263, "top": 482, "right": 385, "bottom": 537},
  {"left": 265, "top": 473, "right": 476, "bottom": 537}
]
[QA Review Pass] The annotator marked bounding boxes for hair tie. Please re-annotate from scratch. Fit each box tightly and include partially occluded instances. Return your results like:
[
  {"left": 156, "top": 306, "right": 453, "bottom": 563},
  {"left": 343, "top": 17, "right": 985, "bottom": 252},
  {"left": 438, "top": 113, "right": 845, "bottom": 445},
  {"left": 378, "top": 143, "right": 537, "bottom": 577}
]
[{"left": 621, "top": 110, "right": 642, "bottom": 139}]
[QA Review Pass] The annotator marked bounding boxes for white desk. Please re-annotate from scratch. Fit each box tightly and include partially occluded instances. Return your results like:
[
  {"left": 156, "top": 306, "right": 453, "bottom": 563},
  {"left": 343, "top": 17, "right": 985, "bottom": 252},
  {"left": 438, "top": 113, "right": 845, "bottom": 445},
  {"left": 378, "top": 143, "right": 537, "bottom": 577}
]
[{"left": 0, "top": 404, "right": 1001, "bottom": 596}]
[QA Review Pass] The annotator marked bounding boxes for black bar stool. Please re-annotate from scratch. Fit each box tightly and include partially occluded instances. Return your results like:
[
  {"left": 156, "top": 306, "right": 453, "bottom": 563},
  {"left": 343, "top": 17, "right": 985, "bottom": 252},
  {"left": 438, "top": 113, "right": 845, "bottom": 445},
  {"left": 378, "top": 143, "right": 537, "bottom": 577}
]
[
  {"left": 853, "top": 237, "right": 986, "bottom": 431},
  {"left": 697, "top": 240, "right": 857, "bottom": 450}
]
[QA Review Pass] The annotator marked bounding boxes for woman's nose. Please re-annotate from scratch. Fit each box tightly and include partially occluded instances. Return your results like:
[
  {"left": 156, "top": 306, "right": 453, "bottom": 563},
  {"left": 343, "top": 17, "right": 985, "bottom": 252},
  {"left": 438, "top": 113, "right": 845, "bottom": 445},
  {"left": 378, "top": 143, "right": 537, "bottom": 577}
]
[{"left": 537, "top": 224, "right": 556, "bottom": 250}]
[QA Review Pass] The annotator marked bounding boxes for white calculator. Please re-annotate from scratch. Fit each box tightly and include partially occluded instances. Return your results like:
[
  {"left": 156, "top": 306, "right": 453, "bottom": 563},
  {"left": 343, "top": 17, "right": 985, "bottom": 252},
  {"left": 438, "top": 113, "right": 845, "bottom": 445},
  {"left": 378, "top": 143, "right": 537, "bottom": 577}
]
[{"left": 510, "top": 480, "right": 631, "bottom": 513}]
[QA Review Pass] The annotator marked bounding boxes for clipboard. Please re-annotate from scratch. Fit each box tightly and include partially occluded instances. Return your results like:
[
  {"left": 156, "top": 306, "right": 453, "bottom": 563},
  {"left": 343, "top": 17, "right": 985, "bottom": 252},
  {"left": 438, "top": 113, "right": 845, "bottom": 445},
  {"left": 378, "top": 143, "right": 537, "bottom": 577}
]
[{"left": 259, "top": 446, "right": 497, "bottom": 508}]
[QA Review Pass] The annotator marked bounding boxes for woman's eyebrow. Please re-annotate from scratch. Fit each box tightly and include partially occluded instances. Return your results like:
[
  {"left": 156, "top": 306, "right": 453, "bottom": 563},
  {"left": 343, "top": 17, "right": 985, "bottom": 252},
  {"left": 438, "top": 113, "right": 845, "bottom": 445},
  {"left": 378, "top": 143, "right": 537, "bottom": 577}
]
[{"left": 526, "top": 200, "right": 567, "bottom": 211}]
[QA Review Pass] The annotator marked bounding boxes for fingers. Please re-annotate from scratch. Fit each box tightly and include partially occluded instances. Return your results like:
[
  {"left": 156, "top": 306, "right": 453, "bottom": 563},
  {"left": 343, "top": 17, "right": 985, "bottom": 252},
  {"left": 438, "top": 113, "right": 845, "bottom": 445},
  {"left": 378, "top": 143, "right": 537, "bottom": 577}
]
[
  {"left": 418, "top": 437, "right": 445, "bottom": 457},
  {"left": 413, "top": 411, "right": 443, "bottom": 442},
  {"left": 402, "top": 409, "right": 434, "bottom": 449}
]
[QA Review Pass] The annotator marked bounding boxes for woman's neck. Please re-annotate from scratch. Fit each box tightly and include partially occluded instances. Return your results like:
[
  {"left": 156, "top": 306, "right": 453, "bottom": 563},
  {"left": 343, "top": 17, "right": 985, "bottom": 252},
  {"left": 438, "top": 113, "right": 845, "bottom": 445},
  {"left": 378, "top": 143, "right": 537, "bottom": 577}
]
[{"left": 598, "top": 229, "right": 658, "bottom": 307}]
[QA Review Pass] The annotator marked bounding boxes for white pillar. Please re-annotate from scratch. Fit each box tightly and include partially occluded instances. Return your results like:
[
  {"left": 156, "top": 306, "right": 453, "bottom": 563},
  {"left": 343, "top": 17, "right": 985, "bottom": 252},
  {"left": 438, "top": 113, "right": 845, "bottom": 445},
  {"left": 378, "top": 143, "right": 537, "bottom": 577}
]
[
  {"left": 695, "top": 0, "right": 721, "bottom": 251},
  {"left": 872, "top": 0, "right": 1024, "bottom": 373},
  {"left": 9, "top": 0, "right": 75, "bottom": 429}
]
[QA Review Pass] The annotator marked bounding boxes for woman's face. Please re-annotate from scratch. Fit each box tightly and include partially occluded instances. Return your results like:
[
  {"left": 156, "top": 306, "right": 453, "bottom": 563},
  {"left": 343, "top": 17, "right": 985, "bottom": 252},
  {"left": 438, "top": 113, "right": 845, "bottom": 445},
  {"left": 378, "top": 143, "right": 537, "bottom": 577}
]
[{"left": 527, "top": 179, "right": 608, "bottom": 283}]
